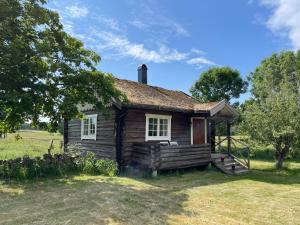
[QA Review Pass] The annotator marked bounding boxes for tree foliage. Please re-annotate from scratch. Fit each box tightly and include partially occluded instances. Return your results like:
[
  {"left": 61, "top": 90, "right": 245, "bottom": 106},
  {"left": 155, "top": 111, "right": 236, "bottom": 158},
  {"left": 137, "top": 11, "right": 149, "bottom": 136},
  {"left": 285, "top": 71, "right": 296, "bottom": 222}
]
[
  {"left": 240, "top": 51, "right": 300, "bottom": 168},
  {"left": 0, "top": 0, "right": 124, "bottom": 133},
  {"left": 190, "top": 67, "right": 248, "bottom": 102}
]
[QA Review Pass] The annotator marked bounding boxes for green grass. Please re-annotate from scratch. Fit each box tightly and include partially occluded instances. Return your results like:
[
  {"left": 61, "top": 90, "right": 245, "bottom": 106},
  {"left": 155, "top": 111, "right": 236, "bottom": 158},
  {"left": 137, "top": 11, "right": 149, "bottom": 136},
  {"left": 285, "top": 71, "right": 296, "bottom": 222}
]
[
  {"left": 0, "top": 132, "right": 299, "bottom": 224},
  {"left": 0, "top": 130, "right": 63, "bottom": 160},
  {"left": 0, "top": 160, "right": 300, "bottom": 225}
]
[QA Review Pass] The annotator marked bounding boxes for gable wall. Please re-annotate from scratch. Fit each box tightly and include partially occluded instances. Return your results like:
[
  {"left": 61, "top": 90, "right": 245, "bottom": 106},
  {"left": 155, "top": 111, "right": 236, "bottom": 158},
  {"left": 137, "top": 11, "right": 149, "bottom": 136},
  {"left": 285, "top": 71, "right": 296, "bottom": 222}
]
[{"left": 67, "top": 108, "right": 117, "bottom": 160}]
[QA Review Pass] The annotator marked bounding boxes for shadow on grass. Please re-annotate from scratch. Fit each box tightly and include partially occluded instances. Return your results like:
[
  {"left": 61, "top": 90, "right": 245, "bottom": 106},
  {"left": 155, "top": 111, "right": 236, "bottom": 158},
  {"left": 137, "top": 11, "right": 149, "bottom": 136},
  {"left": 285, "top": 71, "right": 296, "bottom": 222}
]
[
  {"left": 0, "top": 175, "right": 192, "bottom": 225},
  {"left": 1, "top": 160, "right": 300, "bottom": 224}
]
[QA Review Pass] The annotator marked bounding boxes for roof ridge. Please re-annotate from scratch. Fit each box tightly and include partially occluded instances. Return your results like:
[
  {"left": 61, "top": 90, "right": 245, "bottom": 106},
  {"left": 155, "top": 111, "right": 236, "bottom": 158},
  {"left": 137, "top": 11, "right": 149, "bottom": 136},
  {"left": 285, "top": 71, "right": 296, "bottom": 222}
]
[{"left": 114, "top": 77, "right": 184, "bottom": 93}]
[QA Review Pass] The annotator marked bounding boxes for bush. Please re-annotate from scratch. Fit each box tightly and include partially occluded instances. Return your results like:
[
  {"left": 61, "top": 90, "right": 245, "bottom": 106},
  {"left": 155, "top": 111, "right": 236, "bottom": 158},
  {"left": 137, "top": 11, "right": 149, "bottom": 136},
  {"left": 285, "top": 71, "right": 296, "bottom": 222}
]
[
  {"left": 82, "top": 152, "right": 118, "bottom": 176},
  {"left": 95, "top": 159, "right": 118, "bottom": 176},
  {"left": 82, "top": 152, "right": 97, "bottom": 175},
  {"left": 0, "top": 149, "right": 118, "bottom": 181}
]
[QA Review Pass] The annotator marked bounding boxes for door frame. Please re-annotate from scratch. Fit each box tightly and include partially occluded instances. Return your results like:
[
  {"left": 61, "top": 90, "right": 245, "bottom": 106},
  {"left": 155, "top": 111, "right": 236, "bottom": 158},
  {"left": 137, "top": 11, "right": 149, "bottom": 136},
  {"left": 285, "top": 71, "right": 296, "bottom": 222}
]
[{"left": 190, "top": 117, "right": 207, "bottom": 145}]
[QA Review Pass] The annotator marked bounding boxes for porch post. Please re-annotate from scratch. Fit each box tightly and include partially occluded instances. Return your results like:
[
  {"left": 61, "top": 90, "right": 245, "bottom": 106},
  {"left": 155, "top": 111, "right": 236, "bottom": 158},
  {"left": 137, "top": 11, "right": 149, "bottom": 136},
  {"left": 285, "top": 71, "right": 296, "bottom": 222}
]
[
  {"left": 227, "top": 120, "right": 231, "bottom": 155},
  {"left": 210, "top": 120, "right": 216, "bottom": 153}
]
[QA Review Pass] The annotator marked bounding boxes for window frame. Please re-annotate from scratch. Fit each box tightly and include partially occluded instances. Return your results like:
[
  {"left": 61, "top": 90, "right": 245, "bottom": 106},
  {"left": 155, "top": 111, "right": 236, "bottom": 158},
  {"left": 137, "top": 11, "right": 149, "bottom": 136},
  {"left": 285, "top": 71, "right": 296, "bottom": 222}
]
[
  {"left": 81, "top": 114, "right": 98, "bottom": 140},
  {"left": 145, "top": 114, "right": 172, "bottom": 141}
]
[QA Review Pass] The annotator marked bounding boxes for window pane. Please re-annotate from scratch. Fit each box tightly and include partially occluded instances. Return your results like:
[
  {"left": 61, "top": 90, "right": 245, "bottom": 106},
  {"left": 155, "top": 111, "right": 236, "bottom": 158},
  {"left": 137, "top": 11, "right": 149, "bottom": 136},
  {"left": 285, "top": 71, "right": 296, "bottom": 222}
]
[
  {"left": 89, "top": 117, "right": 96, "bottom": 135},
  {"left": 159, "top": 119, "right": 168, "bottom": 136},
  {"left": 83, "top": 119, "right": 89, "bottom": 135},
  {"left": 148, "top": 118, "right": 158, "bottom": 136}
]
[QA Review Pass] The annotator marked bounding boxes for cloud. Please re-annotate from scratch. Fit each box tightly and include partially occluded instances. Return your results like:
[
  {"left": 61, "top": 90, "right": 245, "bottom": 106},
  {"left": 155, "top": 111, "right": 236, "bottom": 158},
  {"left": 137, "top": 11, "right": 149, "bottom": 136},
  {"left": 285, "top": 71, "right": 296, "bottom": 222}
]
[
  {"left": 92, "top": 31, "right": 187, "bottom": 63},
  {"left": 96, "top": 16, "right": 120, "bottom": 31},
  {"left": 191, "top": 48, "right": 206, "bottom": 55},
  {"left": 47, "top": 1, "right": 214, "bottom": 67},
  {"left": 186, "top": 57, "right": 217, "bottom": 67},
  {"left": 130, "top": 20, "right": 148, "bottom": 29},
  {"left": 64, "top": 5, "right": 88, "bottom": 18},
  {"left": 128, "top": 1, "right": 189, "bottom": 38},
  {"left": 259, "top": 0, "right": 300, "bottom": 49}
]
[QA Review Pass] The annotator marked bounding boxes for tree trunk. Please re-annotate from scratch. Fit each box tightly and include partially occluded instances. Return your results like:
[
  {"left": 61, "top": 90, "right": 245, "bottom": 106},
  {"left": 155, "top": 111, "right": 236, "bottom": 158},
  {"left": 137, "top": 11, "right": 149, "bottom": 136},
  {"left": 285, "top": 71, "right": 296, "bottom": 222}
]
[
  {"left": 276, "top": 152, "right": 285, "bottom": 169},
  {"left": 275, "top": 145, "right": 289, "bottom": 169}
]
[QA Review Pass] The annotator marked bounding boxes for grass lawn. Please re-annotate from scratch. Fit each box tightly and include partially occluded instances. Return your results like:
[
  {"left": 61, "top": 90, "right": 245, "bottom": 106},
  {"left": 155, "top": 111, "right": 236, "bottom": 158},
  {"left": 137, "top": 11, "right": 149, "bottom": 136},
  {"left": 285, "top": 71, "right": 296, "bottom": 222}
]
[
  {"left": 0, "top": 130, "right": 62, "bottom": 160},
  {"left": 0, "top": 160, "right": 299, "bottom": 225}
]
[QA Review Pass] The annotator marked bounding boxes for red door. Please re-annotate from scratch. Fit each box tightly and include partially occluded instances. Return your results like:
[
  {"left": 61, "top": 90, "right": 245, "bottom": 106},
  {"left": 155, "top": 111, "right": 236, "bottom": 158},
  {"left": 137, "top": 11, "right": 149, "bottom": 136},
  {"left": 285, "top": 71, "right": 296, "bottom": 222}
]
[{"left": 192, "top": 118, "right": 205, "bottom": 144}]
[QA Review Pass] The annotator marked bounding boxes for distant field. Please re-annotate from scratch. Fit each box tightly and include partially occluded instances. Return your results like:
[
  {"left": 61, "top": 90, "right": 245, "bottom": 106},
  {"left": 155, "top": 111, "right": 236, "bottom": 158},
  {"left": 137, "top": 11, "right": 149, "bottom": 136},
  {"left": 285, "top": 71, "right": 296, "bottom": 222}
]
[{"left": 0, "top": 130, "right": 63, "bottom": 160}]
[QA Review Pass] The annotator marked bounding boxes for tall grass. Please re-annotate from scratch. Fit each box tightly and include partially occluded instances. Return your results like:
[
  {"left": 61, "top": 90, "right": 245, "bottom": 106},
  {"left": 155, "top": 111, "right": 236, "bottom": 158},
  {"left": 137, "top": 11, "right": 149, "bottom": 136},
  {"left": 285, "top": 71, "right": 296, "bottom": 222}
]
[{"left": 0, "top": 130, "right": 62, "bottom": 160}]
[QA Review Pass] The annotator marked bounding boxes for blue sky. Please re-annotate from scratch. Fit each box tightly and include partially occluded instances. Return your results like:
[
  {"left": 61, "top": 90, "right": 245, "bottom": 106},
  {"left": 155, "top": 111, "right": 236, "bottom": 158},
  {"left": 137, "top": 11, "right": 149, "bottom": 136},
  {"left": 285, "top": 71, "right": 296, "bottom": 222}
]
[{"left": 47, "top": 0, "right": 300, "bottom": 103}]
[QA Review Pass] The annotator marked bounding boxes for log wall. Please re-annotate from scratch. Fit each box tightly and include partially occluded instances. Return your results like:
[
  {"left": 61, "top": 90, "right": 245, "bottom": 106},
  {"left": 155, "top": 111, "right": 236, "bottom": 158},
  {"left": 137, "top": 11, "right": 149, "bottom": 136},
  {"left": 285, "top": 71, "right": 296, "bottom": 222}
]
[
  {"left": 67, "top": 109, "right": 117, "bottom": 160},
  {"left": 122, "top": 109, "right": 192, "bottom": 165}
]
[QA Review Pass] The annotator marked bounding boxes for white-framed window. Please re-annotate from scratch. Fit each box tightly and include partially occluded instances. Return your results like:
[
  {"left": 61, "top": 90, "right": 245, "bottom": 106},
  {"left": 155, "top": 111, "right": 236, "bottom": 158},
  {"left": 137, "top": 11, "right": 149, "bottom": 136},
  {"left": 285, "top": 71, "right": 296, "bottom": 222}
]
[
  {"left": 81, "top": 114, "right": 97, "bottom": 140},
  {"left": 145, "top": 114, "right": 172, "bottom": 141}
]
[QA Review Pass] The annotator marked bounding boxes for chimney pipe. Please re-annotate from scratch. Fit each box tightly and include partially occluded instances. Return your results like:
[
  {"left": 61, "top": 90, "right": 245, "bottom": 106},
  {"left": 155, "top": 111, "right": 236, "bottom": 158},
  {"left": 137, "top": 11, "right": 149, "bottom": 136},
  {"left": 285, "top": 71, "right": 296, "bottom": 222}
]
[{"left": 138, "top": 64, "right": 147, "bottom": 84}]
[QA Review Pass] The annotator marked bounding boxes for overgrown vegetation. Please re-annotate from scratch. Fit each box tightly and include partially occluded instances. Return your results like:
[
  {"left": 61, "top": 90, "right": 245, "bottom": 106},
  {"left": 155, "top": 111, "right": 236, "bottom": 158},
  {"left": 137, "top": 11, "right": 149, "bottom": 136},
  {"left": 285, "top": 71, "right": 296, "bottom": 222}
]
[{"left": 0, "top": 145, "right": 117, "bottom": 181}]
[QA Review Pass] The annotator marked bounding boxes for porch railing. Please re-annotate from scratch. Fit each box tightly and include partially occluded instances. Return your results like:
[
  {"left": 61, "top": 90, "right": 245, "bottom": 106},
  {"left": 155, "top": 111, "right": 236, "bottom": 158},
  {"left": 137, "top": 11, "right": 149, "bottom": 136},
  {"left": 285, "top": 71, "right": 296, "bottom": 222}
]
[
  {"left": 214, "top": 136, "right": 250, "bottom": 169},
  {"left": 132, "top": 143, "right": 211, "bottom": 172}
]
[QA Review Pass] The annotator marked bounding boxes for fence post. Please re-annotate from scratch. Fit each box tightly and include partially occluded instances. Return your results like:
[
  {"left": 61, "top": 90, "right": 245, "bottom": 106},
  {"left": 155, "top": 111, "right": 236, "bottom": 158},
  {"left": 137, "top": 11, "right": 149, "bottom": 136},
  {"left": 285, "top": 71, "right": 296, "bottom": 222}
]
[{"left": 48, "top": 139, "right": 54, "bottom": 154}]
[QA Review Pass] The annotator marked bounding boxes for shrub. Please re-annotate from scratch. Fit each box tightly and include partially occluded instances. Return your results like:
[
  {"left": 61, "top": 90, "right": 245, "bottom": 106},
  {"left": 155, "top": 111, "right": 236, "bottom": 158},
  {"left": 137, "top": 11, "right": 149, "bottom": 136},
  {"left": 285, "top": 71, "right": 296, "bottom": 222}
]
[
  {"left": 95, "top": 159, "right": 118, "bottom": 177},
  {"left": 82, "top": 152, "right": 97, "bottom": 175},
  {"left": 0, "top": 149, "right": 118, "bottom": 181}
]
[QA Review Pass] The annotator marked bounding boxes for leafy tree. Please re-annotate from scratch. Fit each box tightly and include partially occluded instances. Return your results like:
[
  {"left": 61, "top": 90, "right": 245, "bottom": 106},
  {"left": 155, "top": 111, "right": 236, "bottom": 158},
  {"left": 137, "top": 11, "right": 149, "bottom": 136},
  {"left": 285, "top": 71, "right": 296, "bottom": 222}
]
[
  {"left": 240, "top": 51, "right": 300, "bottom": 168},
  {"left": 190, "top": 67, "right": 248, "bottom": 102},
  {"left": 0, "top": 0, "right": 124, "bottom": 133}
]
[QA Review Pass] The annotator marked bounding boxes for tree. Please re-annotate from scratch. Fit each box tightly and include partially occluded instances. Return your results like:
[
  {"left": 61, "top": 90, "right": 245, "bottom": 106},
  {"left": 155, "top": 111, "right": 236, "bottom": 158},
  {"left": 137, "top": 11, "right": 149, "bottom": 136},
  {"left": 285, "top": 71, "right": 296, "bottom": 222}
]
[
  {"left": 240, "top": 51, "right": 300, "bottom": 168},
  {"left": 190, "top": 67, "right": 248, "bottom": 102},
  {"left": 0, "top": 0, "right": 124, "bottom": 133}
]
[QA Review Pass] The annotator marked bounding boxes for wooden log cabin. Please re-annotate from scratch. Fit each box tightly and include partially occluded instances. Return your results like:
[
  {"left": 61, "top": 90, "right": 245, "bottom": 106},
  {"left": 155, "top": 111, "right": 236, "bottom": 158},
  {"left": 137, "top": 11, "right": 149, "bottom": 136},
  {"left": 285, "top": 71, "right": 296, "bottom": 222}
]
[{"left": 64, "top": 64, "right": 241, "bottom": 175}]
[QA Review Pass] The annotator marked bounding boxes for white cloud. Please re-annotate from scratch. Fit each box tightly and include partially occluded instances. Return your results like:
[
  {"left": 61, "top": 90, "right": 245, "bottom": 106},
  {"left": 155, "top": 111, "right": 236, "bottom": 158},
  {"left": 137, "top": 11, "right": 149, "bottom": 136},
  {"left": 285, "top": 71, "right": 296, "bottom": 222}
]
[
  {"left": 191, "top": 48, "right": 206, "bottom": 55},
  {"left": 97, "top": 16, "right": 120, "bottom": 31},
  {"left": 130, "top": 20, "right": 148, "bottom": 29},
  {"left": 186, "top": 57, "right": 217, "bottom": 67},
  {"left": 128, "top": 2, "right": 189, "bottom": 38},
  {"left": 93, "top": 31, "right": 187, "bottom": 63},
  {"left": 65, "top": 5, "right": 88, "bottom": 18},
  {"left": 260, "top": 0, "right": 300, "bottom": 49},
  {"left": 47, "top": 1, "right": 215, "bottom": 67}
]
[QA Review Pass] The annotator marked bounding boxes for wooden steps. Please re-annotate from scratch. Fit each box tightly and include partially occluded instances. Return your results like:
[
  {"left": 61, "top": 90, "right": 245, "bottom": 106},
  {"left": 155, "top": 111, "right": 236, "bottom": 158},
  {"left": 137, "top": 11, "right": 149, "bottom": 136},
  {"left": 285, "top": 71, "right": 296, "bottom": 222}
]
[{"left": 211, "top": 153, "right": 249, "bottom": 175}]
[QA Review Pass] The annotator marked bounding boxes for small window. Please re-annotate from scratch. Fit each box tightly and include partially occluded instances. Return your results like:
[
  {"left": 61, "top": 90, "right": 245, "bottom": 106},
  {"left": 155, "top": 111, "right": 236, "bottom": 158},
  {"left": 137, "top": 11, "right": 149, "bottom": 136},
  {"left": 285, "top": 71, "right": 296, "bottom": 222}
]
[
  {"left": 145, "top": 114, "right": 171, "bottom": 141},
  {"left": 81, "top": 114, "right": 97, "bottom": 140}
]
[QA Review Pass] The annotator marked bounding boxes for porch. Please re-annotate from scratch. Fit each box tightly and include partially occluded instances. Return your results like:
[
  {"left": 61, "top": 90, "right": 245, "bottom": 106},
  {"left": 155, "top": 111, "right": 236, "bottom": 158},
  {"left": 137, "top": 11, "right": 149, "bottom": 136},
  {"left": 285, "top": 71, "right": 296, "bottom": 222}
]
[{"left": 132, "top": 143, "right": 211, "bottom": 174}]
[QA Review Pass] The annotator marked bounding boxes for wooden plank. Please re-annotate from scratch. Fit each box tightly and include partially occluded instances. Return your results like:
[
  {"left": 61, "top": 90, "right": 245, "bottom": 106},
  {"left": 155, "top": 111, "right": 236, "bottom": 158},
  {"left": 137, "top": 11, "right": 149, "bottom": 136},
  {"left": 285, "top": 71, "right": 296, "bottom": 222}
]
[
  {"left": 160, "top": 160, "right": 210, "bottom": 169},
  {"left": 160, "top": 154, "right": 211, "bottom": 162},
  {"left": 160, "top": 147, "right": 210, "bottom": 154},
  {"left": 160, "top": 151, "right": 210, "bottom": 158}
]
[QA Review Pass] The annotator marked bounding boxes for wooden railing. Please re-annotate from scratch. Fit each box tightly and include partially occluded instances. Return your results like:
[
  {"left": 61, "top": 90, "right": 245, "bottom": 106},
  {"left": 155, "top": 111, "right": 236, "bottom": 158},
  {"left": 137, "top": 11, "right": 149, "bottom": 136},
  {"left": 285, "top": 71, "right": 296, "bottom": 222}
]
[
  {"left": 132, "top": 143, "right": 211, "bottom": 172},
  {"left": 214, "top": 137, "right": 250, "bottom": 169}
]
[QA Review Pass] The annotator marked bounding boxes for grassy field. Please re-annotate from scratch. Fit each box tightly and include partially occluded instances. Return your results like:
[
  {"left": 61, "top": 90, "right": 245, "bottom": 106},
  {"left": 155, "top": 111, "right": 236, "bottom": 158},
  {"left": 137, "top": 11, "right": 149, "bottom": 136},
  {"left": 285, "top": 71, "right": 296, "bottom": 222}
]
[
  {"left": 0, "top": 160, "right": 299, "bottom": 225},
  {"left": 0, "top": 130, "right": 63, "bottom": 160},
  {"left": 0, "top": 131, "right": 300, "bottom": 224}
]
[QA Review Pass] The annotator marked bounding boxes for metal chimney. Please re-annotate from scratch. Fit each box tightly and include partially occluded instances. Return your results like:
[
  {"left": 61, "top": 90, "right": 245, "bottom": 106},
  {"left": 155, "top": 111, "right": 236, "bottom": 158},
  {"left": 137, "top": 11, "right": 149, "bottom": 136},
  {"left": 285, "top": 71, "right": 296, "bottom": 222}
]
[{"left": 138, "top": 64, "right": 147, "bottom": 84}]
